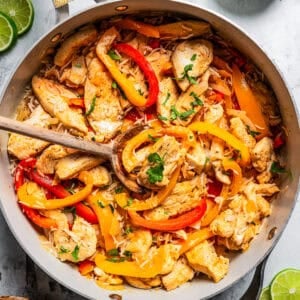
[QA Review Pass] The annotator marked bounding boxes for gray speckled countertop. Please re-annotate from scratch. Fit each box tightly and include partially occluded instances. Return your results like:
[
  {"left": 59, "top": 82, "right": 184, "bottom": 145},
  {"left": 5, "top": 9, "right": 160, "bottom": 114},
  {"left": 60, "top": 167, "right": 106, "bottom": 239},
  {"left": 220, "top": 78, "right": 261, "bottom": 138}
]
[{"left": 0, "top": 0, "right": 299, "bottom": 299}]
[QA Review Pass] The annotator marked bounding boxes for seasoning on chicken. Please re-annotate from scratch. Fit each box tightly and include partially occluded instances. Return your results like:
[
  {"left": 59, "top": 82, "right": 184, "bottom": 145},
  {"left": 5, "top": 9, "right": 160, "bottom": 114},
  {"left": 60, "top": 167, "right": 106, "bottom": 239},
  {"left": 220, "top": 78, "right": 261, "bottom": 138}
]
[{"left": 32, "top": 76, "right": 88, "bottom": 134}]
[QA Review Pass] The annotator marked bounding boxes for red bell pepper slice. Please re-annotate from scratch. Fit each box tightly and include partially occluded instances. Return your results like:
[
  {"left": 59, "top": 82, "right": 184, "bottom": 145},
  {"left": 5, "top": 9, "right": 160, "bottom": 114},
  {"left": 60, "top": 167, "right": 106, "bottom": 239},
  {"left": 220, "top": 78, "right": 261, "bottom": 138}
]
[
  {"left": 14, "top": 159, "right": 57, "bottom": 229},
  {"left": 128, "top": 199, "right": 207, "bottom": 231},
  {"left": 273, "top": 132, "right": 285, "bottom": 149},
  {"left": 114, "top": 43, "right": 159, "bottom": 107},
  {"left": 75, "top": 203, "right": 98, "bottom": 224},
  {"left": 207, "top": 179, "right": 223, "bottom": 198},
  {"left": 78, "top": 260, "right": 95, "bottom": 275},
  {"left": 125, "top": 108, "right": 142, "bottom": 122}
]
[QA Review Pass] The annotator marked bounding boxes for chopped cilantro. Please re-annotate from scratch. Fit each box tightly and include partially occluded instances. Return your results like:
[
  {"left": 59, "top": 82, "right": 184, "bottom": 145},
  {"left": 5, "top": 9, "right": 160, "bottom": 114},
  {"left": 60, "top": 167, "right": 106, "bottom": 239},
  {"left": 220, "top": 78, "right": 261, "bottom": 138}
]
[
  {"left": 91, "top": 136, "right": 96, "bottom": 142},
  {"left": 97, "top": 201, "right": 105, "bottom": 208},
  {"left": 148, "top": 153, "right": 164, "bottom": 164},
  {"left": 66, "top": 181, "right": 76, "bottom": 195},
  {"left": 246, "top": 125, "right": 261, "bottom": 137},
  {"left": 147, "top": 164, "right": 164, "bottom": 184},
  {"left": 109, "top": 203, "right": 115, "bottom": 213},
  {"left": 190, "top": 91, "right": 203, "bottom": 107},
  {"left": 170, "top": 105, "right": 195, "bottom": 121},
  {"left": 124, "top": 226, "right": 133, "bottom": 235},
  {"left": 158, "top": 115, "right": 168, "bottom": 121},
  {"left": 108, "top": 50, "right": 121, "bottom": 61},
  {"left": 270, "top": 162, "right": 287, "bottom": 174},
  {"left": 115, "top": 186, "right": 123, "bottom": 194},
  {"left": 148, "top": 134, "right": 159, "bottom": 142},
  {"left": 71, "top": 245, "right": 80, "bottom": 261},
  {"left": 191, "top": 54, "right": 197, "bottom": 61},
  {"left": 106, "top": 257, "right": 126, "bottom": 263},
  {"left": 111, "top": 81, "right": 118, "bottom": 89},
  {"left": 123, "top": 198, "right": 133, "bottom": 208},
  {"left": 123, "top": 250, "right": 132, "bottom": 258},
  {"left": 162, "top": 92, "right": 171, "bottom": 106},
  {"left": 59, "top": 246, "right": 70, "bottom": 254},
  {"left": 74, "top": 63, "right": 82, "bottom": 68},
  {"left": 85, "top": 96, "right": 96, "bottom": 116},
  {"left": 179, "top": 109, "right": 195, "bottom": 120},
  {"left": 204, "top": 157, "right": 210, "bottom": 168},
  {"left": 180, "top": 64, "right": 197, "bottom": 84},
  {"left": 107, "top": 248, "right": 119, "bottom": 256},
  {"left": 137, "top": 88, "right": 144, "bottom": 96}
]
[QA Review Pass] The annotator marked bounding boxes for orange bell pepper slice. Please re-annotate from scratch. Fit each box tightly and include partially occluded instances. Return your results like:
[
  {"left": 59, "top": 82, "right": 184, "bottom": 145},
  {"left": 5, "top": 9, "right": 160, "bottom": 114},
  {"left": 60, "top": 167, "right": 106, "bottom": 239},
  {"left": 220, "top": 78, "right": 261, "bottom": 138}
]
[
  {"left": 128, "top": 199, "right": 207, "bottom": 231},
  {"left": 96, "top": 27, "right": 147, "bottom": 107},
  {"left": 188, "top": 121, "right": 250, "bottom": 166},
  {"left": 232, "top": 64, "right": 269, "bottom": 138},
  {"left": 17, "top": 172, "right": 93, "bottom": 210},
  {"left": 222, "top": 158, "right": 243, "bottom": 196},
  {"left": 115, "top": 18, "right": 160, "bottom": 38},
  {"left": 179, "top": 227, "right": 214, "bottom": 255},
  {"left": 78, "top": 260, "right": 95, "bottom": 276},
  {"left": 115, "top": 165, "right": 181, "bottom": 211},
  {"left": 95, "top": 245, "right": 166, "bottom": 278},
  {"left": 87, "top": 192, "right": 121, "bottom": 251},
  {"left": 201, "top": 199, "right": 219, "bottom": 227}
]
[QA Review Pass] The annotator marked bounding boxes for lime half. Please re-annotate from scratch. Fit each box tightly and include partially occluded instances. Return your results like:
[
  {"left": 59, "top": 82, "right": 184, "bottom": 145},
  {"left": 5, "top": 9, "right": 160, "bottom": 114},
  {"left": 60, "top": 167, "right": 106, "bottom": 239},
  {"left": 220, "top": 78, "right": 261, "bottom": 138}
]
[
  {"left": 0, "top": 0, "right": 34, "bottom": 35},
  {"left": 0, "top": 12, "right": 17, "bottom": 52},
  {"left": 270, "top": 268, "right": 300, "bottom": 300},
  {"left": 259, "top": 286, "right": 271, "bottom": 300}
]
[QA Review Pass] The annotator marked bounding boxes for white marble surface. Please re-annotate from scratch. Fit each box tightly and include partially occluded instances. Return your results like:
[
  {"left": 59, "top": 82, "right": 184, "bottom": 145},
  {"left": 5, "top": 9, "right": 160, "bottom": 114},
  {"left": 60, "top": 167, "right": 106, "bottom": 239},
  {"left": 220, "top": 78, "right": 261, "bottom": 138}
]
[{"left": 0, "top": 0, "right": 299, "bottom": 299}]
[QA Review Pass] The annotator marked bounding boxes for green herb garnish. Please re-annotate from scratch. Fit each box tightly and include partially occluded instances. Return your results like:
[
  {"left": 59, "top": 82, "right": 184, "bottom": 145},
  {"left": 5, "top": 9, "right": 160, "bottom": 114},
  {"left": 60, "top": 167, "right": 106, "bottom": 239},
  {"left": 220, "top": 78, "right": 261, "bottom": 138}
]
[
  {"left": 106, "top": 257, "right": 126, "bottom": 263},
  {"left": 115, "top": 186, "right": 124, "bottom": 194},
  {"left": 162, "top": 92, "right": 171, "bottom": 106},
  {"left": 123, "top": 250, "right": 132, "bottom": 258},
  {"left": 107, "top": 248, "right": 119, "bottom": 256},
  {"left": 158, "top": 115, "right": 168, "bottom": 121},
  {"left": 111, "top": 81, "right": 118, "bottom": 89},
  {"left": 191, "top": 54, "right": 197, "bottom": 61},
  {"left": 137, "top": 88, "right": 144, "bottom": 96},
  {"left": 97, "top": 201, "right": 105, "bottom": 208},
  {"left": 148, "top": 153, "right": 164, "bottom": 164},
  {"left": 124, "top": 226, "right": 133, "bottom": 235},
  {"left": 147, "top": 153, "right": 164, "bottom": 184},
  {"left": 170, "top": 105, "right": 195, "bottom": 121},
  {"left": 123, "top": 198, "right": 133, "bottom": 208},
  {"left": 109, "top": 203, "right": 115, "bottom": 213},
  {"left": 59, "top": 246, "right": 70, "bottom": 254},
  {"left": 85, "top": 96, "right": 96, "bottom": 116},
  {"left": 71, "top": 245, "right": 80, "bottom": 261},
  {"left": 190, "top": 91, "right": 203, "bottom": 107},
  {"left": 246, "top": 125, "right": 261, "bottom": 137},
  {"left": 74, "top": 63, "right": 82, "bottom": 68},
  {"left": 270, "top": 162, "right": 287, "bottom": 174},
  {"left": 148, "top": 134, "right": 159, "bottom": 142},
  {"left": 180, "top": 64, "right": 197, "bottom": 84},
  {"left": 108, "top": 50, "right": 121, "bottom": 61}
]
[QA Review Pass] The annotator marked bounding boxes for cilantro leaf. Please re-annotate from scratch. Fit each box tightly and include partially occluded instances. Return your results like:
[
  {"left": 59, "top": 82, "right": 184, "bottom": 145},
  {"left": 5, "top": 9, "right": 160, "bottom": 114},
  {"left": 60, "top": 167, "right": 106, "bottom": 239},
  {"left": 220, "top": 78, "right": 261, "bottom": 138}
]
[
  {"left": 191, "top": 54, "right": 197, "bottom": 61},
  {"left": 190, "top": 91, "right": 203, "bottom": 107},
  {"left": 148, "top": 153, "right": 164, "bottom": 164},
  {"left": 115, "top": 186, "right": 123, "bottom": 194},
  {"left": 148, "top": 134, "right": 159, "bottom": 142},
  {"left": 97, "top": 200, "right": 105, "bottom": 208},
  {"left": 108, "top": 50, "right": 121, "bottom": 61},
  {"left": 162, "top": 92, "right": 171, "bottom": 106},
  {"left": 59, "top": 246, "right": 70, "bottom": 254},
  {"left": 270, "top": 162, "right": 287, "bottom": 174},
  {"left": 71, "top": 245, "right": 80, "bottom": 261},
  {"left": 85, "top": 96, "right": 96, "bottom": 116},
  {"left": 147, "top": 164, "right": 164, "bottom": 184},
  {"left": 158, "top": 115, "right": 168, "bottom": 121},
  {"left": 246, "top": 125, "right": 261, "bottom": 137},
  {"left": 107, "top": 248, "right": 119, "bottom": 256}
]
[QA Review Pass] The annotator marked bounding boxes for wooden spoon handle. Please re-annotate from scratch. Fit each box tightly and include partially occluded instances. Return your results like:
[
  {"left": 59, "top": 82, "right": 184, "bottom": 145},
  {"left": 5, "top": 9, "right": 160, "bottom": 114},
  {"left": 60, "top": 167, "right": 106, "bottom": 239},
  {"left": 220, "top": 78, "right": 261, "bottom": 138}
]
[{"left": 0, "top": 116, "right": 112, "bottom": 159}]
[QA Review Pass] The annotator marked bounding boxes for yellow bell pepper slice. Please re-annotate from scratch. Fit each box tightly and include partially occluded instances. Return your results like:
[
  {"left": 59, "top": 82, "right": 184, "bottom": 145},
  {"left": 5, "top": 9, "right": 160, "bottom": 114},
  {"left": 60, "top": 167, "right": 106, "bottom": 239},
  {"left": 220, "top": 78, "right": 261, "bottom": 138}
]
[
  {"left": 232, "top": 64, "right": 269, "bottom": 138},
  {"left": 188, "top": 121, "right": 250, "bottom": 166},
  {"left": 87, "top": 192, "right": 121, "bottom": 251},
  {"left": 115, "top": 165, "right": 181, "bottom": 211},
  {"left": 201, "top": 199, "right": 219, "bottom": 227},
  {"left": 122, "top": 129, "right": 160, "bottom": 173},
  {"left": 222, "top": 158, "right": 243, "bottom": 196},
  {"left": 96, "top": 27, "right": 147, "bottom": 107},
  {"left": 179, "top": 228, "right": 214, "bottom": 255},
  {"left": 95, "top": 246, "right": 165, "bottom": 278},
  {"left": 17, "top": 172, "right": 93, "bottom": 210}
]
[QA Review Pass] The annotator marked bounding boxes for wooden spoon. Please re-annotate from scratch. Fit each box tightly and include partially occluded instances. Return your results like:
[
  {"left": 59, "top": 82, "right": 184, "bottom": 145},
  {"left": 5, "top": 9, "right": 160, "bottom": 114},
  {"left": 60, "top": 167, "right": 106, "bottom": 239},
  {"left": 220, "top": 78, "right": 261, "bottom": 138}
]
[{"left": 0, "top": 116, "right": 145, "bottom": 193}]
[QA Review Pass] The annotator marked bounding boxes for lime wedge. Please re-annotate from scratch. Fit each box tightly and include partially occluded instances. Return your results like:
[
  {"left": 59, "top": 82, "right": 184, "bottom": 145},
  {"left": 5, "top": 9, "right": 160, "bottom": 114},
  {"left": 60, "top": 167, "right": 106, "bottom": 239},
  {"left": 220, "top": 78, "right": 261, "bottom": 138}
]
[
  {"left": 0, "top": 12, "right": 17, "bottom": 52},
  {"left": 270, "top": 268, "right": 300, "bottom": 300},
  {"left": 259, "top": 286, "right": 271, "bottom": 300},
  {"left": 0, "top": 0, "right": 34, "bottom": 35}
]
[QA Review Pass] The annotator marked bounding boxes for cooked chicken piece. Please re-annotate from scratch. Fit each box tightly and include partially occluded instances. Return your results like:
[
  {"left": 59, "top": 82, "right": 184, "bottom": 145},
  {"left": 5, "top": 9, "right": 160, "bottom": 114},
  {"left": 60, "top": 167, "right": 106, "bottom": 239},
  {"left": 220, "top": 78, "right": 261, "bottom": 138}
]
[
  {"left": 157, "top": 20, "right": 211, "bottom": 40},
  {"left": 59, "top": 56, "right": 87, "bottom": 87},
  {"left": 7, "top": 106, "right": 52, "bottom": 160},
  {"left": 186, "top": 143, "right": 209, "bottom": 174},
  {"left": 147, "top": 49, "right": 172, "bottom": 80},
  {"left": 210, "top": 137, "right": 224, "bottom": 161},
  {"left": 212, "top": 160, "right": 231, "bottom": 185},
  {"left": 251, "top": 137, "right": 274, "bottom": 172},
  {"left": 257, "top": 170, "right": 272, "bottom": 184},
  {"left": 135, "top": 145, "right": 152, "bottom": 166},
  {"left": 204, "top": 103, "right": 224, "bottom": 124},
  {"left": 144, "top": 176, "right": 206, "bottom": 220},
  {"left": 94, "top": 267, "right": 123, "bottom": 287},
  {"left": 44, "top": 210, "right": 97, "bottom": 262},
  {"left": 162, "top": 258, "right": 194, "bottom": 291},
  {"left": 36, "top": 145, "right": 77, "bottom": 174},
  {"left": 86, "top": 166, "right": 111, "bottom": 187},
  {"left": 210, "top": 209, "right": 236, "bottom": 238},
  {"left": 230, "top": 117, "right": 256, "bottom": 150},
  {"left": 124, "top": 229, "right": 152, "bottom": 261},
  {"left": 137, "top": 136, "right": 185, "bottom": 189},
  {"left": 248, "top": 79, "right": 281, "bottom": 126},
  {"left": 185, "top": 240, "right": 229, "bottom": 282},
  {"left": 55, "top": 153, "right": 104, "bottom": 180},
  {"left": 156, "top": 78, "right": 178, "bottom": 125},
  {"left": 256, "top": 183, "right": 280, "bottom": 196},
  {"left": 160, "top": 244, "right": 181, "bottom": 275},
  {"left": 172, "top": 39, "right": 213, "bottom": 91},
  {"left": 54, "top": 25, "right": 98, "bottom": 67},
  {"left": 85, "top": 59, "right": 123, "bottom": 142},
  {"left": 32, "top": 76, "right": 88, "bottom": 134},
  {"left": 173, "top": 70, "right": 209, "bottom": 126},
  {"left": 125, "top": 276, "right": 161, "bottom": 289}
]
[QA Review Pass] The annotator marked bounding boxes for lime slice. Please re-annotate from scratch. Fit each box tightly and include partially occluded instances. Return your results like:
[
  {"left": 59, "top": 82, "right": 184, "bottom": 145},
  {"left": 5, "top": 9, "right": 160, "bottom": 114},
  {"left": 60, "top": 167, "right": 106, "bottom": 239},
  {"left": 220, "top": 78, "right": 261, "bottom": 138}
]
[
  {"left": 0, "top": 0, "right": 34, "bottom": 35},
  {"left": 0, "top": 12, "right": 17, "bottom": 52},
  {"left": 259, "top": 286, "right": 271, "bottom": 300},
  {"left": 270, "top": 268, "right": 300, "bottom": 300}
]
